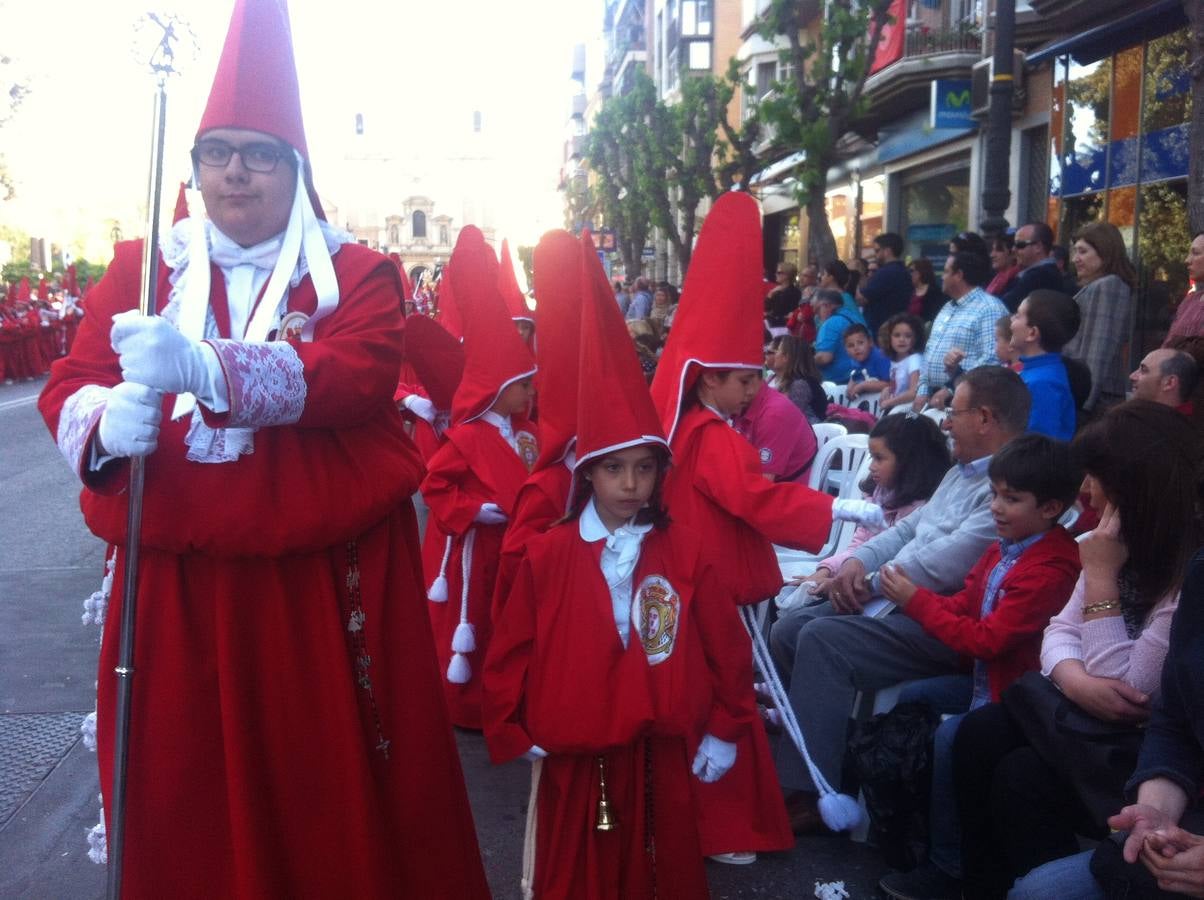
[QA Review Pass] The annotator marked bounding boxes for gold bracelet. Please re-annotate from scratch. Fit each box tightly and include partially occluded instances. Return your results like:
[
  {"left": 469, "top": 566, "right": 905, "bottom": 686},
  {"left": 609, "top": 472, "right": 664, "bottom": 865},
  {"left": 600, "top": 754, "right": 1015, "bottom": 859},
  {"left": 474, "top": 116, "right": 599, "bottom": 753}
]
[{"left": 1082, "top": 600, "right": 1122, "bottom": 615}]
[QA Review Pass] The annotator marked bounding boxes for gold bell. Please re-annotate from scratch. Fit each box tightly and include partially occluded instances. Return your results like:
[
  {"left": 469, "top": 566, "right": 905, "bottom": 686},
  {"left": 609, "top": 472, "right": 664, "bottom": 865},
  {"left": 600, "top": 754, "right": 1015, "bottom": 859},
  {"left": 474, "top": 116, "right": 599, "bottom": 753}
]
[{"left": 594, "top": 756, "right": 618, "bottom": 832}]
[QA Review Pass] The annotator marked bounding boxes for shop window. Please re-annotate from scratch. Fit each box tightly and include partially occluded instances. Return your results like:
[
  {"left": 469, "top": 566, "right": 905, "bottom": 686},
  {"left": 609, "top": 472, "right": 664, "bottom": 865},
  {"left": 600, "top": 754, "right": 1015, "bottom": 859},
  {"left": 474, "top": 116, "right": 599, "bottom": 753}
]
[
  {"left": 1063, "top": 58, "right": 1110, "bottom": 196},
  {"left": 1142, "top": 30, "right": 1192, "bottom": 184},
  {"left": 1109, "top": 47, "right": 1142, "bottom": 187},
  {"left": 1061, "top": 194, "right": 1104, "bottom": 243},
  {"left": 898, "top": 159, "right": 970, "bottom": 262},
  {"left": 687, "top": 40, "right": 711, "bottom": 71},
  {"left": 1137, "top": 180, "right": 1191, "bottom": 351}
]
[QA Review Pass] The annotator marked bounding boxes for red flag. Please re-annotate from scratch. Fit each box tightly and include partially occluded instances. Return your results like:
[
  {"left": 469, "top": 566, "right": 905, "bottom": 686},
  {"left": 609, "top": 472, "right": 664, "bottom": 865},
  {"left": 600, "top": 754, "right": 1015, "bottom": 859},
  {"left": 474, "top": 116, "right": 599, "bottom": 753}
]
[{"left": 870, "top": 0, "right": 906, "bottom": 74}]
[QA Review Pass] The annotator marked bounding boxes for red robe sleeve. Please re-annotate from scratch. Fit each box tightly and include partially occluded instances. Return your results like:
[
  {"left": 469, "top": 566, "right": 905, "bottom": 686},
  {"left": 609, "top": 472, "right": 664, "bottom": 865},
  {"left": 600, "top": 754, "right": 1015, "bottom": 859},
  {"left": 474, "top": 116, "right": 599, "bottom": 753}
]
[
  {"left": 689, "top": 555, "right": 756, "bottom": 744},
  {"left": 482, "top": 554, "right": 538, "bottom": 763},
  {"left": 905, "top": 534, "right": 1082, "bottom": 661},
  {"left": 422, "top": 439, "right": 489, "bottom": 537},
  {"left": 694, "top": 420, "right": 834, "bottom": 552}
]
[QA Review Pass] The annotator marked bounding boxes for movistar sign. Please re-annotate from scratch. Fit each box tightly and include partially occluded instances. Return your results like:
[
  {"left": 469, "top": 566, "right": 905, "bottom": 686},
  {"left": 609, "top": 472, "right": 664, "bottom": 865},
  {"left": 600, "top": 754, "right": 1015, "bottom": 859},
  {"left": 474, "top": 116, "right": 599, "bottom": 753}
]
[{"left": 930, "top": 79, "right": 976, "bottom": 130}]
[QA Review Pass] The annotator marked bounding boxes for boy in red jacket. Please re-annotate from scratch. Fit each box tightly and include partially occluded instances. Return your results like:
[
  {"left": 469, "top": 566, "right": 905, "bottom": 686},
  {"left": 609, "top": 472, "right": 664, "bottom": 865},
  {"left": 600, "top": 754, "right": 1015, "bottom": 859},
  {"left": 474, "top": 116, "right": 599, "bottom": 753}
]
[{"left": 876, "top": 433, "right": 1082, "bottom": 900}]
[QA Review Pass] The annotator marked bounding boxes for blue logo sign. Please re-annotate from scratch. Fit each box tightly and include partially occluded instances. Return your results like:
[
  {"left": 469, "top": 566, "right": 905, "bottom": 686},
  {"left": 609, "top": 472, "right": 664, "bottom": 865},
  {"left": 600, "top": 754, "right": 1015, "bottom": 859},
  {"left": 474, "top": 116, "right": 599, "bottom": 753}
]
[{"left": 930, "top": 79, "right": 975, "bottom": 130}]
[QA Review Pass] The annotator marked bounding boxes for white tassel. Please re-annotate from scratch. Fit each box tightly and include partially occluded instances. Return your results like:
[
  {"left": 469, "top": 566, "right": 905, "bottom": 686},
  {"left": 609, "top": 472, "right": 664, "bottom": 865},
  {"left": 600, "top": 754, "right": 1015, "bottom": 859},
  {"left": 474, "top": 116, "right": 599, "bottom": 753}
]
[
  {"left": 80, "top": 711, "right": 97, "bottom": 752},
  {"left": 447, "top": 652, "right": 472, "bottom": 684},
  {"left": 818, "top": 792, "right": 865, "bottom": 833},
  {"left": 446, "top": 528, "right": 478, "bottom": 685},
  {"left": 86, "top": 793, "right": 106, "bottom": 864},
  {"left": 740, "top": 606, "right": 865, "bottom": 833},
  {"left": 427, "top": 536, "right": 452, "bottom": 602},
  {"left": 452, "top": 622, "right": 477, "bottom": 653}
]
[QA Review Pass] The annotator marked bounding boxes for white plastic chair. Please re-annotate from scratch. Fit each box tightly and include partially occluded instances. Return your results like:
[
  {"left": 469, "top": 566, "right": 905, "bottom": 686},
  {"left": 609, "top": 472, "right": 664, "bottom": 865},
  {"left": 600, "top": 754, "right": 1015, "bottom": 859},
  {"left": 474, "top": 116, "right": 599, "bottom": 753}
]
[
  {"left": 848, "top": 390, "right": 884, "bottom": 418},
  {"left": 922, "top": 407, "right": 948, "bottom": 427},
  {"left": 822, "top": 433, "right": 870, "bottom": 495},
  {"left": 810, "top": 422, "right": 847, "bottom": 460},
  {"left": 776, "top": 448, "right": 873, "bottom": 581}
]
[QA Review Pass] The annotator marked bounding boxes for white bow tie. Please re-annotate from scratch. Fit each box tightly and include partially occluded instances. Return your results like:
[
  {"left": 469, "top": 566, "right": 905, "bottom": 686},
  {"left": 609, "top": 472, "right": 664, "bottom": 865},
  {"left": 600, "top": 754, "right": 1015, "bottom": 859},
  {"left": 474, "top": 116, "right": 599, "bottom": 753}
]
[
  {"left": 208, "top": 235, "right": 283, "bottom": 272},
  {"left": 605, "top": 524, "right": 650, "bottom": 583}
]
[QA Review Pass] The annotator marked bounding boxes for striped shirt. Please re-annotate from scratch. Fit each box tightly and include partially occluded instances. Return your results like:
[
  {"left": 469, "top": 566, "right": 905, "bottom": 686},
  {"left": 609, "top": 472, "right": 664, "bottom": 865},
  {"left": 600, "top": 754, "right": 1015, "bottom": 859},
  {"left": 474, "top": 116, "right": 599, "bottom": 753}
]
[{"left": 918, "top": 287, "right": 1008, "bottom": 399}]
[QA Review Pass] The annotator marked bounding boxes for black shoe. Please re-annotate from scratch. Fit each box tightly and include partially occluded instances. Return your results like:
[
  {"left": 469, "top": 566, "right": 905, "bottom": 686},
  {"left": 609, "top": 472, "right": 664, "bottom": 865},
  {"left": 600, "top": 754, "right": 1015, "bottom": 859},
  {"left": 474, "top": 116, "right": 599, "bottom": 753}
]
[{"left": 878, "top": 863, "right": 962, "bottom": 900}]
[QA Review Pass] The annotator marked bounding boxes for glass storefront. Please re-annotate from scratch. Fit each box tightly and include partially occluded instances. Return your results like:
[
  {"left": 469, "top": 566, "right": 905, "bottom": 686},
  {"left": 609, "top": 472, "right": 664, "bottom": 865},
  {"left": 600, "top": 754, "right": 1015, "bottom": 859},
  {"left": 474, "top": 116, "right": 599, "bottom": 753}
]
[
  {"left": 1047, "top": 27, "right": 1192, "bottom": 354},
  {"left": 899, "top": 154, "right": 971, "bottom": 265}
]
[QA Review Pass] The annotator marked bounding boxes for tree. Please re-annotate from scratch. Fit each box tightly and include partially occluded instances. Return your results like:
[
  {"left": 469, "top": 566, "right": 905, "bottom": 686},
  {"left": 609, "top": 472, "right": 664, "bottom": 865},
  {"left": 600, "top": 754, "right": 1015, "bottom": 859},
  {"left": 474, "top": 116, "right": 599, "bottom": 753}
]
[
  {"left": 752, "top": 0, "right": 893, "bottom": 265},
  {"left": 1183, "top": 0, "right": 1204, "bottom": 233},
  {"left": 587, "top": 67, "right": 760, "bottom": 275},
  {"left": 585, "top": 86, "right": 654, "bottom": 278}
]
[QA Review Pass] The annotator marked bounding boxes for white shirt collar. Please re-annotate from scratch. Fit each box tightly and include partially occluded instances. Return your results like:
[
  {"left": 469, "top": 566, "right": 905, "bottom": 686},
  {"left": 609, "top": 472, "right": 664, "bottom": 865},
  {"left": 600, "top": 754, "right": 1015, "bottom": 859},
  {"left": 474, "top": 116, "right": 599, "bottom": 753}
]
[{"left": 481, "top": 409, "right": 512, "bottom": 435}]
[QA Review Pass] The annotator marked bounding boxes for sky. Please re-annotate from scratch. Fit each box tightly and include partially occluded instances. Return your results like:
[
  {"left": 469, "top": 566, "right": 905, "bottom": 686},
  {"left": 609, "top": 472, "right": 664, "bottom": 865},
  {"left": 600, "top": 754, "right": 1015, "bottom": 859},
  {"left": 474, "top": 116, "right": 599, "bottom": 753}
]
[{"left": 0, "top": 0, "right": 604, "bottom": 264}]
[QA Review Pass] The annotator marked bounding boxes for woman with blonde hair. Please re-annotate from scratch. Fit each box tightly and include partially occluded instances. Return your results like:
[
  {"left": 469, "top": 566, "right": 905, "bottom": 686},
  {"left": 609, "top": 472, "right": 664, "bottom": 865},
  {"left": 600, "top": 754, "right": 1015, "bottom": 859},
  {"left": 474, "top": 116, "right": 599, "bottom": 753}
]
[{"left": 1063, "top": 222, "right": 1138, "bottom": 415}]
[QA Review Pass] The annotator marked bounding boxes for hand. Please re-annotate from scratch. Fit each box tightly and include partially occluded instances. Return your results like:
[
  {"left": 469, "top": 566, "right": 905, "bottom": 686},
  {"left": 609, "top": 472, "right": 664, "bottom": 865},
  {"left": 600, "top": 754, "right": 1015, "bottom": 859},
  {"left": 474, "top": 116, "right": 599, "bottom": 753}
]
[
  {"left": 929, "top": 388, "right": 952, "bottom": 410},
  {"left": 402, "top": 394, "right": 436, "bottom": 424},
  {"left": 1111, "top": 803, "right": 1178, "bottom": 862},
  {"left": 1060, "top": 670, "right": 1149, "bottom": 724},
  {"left": 1079, "top": 503, "right": 1128, "bottom": 579},
  {"left": 110, "top": 311, "right": 214, "bottom": 397},
  {"left": 521, "top": 744, "right": 548, "bottom": 762},
  {"left": 97, "top": 382, "right": 164, "bottom": 458},
  {"left": 473, "top": 503, "right": 508, "bottom": 525},
  {"left": 786, "top": 568, "right": 831, "bottom": 587},
  {"left": 832, "top": 498, "right": 886, "bottom": 529},
  {"left": 879, "top": 564, "right": 918, "bottom": 609},
  {"left": 943, "top": 347, "right": 966, "bottom": 373},
  {"left": 691, "top": 733, "right": 737, "bottom": 783},
  {"left": 880, "top": 386, "right": 894, "bottom": 403},
  {"left": 828, "top": 559, "right": 871, "bottom": 614},
  {"left": 777, "top": 577, "right": 821, "bottom": 611},
  {"left": 1140, "top": 829, "right": 1204, "bottom": 896},
  {"left": 912, "top": 394, "right": 928, "bottom": 413}
]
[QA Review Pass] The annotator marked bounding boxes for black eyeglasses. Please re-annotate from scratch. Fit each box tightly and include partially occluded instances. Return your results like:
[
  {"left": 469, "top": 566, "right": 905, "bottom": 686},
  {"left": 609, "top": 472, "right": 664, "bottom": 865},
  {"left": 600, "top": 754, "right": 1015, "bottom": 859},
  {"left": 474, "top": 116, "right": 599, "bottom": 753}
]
[
  {"left": 192, "top": 139, "right": 294, "bottom": 174},
  {"left": 1013, "top": 239, "right": 1037, "bottom": 250}
]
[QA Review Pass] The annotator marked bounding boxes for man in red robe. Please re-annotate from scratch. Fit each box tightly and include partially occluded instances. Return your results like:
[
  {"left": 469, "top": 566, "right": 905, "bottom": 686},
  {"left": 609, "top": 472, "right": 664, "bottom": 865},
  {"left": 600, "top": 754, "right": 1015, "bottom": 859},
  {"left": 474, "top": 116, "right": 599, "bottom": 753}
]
[{"left": 38, "top": 2, "right": 489, "bottom": 896}]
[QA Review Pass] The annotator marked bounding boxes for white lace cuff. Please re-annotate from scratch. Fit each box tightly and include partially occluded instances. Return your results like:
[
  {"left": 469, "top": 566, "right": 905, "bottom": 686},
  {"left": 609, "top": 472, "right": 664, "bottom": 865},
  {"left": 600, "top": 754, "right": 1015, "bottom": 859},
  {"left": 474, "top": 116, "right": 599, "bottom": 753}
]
[
  {"left": 205, "top": 340, "right": 306, "bottom": 427},
  {"left": 56, "top": 385, "right": 111, "bottom": 479}
]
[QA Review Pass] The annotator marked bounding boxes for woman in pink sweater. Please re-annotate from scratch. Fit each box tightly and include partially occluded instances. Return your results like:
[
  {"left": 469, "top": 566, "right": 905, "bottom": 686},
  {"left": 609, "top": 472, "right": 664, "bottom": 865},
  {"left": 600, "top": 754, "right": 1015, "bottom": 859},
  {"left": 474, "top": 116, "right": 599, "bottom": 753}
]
[{"left": 952, "top": 401, "right": 1203, "bottom": 899}]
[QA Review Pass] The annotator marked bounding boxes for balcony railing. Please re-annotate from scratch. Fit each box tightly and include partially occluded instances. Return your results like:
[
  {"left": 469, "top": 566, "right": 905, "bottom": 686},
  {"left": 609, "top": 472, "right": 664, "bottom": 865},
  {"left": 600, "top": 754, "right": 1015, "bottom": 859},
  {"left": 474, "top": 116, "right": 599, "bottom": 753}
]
[{"left": 903, "top": 21, "right": 982, "bottom": 57}]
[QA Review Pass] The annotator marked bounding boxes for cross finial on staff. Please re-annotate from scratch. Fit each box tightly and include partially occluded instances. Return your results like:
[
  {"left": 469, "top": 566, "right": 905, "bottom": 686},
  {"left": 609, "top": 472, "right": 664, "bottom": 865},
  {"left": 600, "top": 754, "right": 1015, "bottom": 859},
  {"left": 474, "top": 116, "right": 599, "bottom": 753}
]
[{"left": 133, "top": 12, "right": 197, "bottom": 80}]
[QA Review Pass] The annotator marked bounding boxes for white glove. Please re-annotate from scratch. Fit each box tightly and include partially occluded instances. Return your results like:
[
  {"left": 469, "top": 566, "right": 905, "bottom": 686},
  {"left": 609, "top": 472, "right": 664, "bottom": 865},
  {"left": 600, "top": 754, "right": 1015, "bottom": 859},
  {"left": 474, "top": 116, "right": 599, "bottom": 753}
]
[
  {"left": 110, "top": 311, "right": 222, "bottom": 404},
  {"left": 776, "top": 579, "right": 819, "bottom": 612},
  {"left": 402, "top": 394, "right": 437, "bottom": 424},
  {"left": 97, "top": 382, "right": 164, "bottom": 458},
  {"left": 521, "top": 744, "right": 547, "bottom": 762},
  {"left": 691, "top": 733, "right": 737, "bottom": 784},
  {"left": 474, "top": 502, "right": 508, "bottom": 525},
  {"left": 832, "top": 498, "right": 886, "bottom": 529}
]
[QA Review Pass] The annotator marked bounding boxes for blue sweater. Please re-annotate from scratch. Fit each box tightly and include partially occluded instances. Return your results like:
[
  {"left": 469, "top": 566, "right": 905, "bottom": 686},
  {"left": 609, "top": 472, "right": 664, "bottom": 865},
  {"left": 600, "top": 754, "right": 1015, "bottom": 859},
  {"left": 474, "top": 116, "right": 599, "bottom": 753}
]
[{"left": 1018, "top": 352, "right": 1075, "bottom": 441}]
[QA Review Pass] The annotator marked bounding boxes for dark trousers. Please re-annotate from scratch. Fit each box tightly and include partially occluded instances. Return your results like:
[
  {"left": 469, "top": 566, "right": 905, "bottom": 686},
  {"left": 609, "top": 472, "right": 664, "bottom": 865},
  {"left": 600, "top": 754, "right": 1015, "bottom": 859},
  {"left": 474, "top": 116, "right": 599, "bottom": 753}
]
[{"left": 953, "top": 701, "right": 1095, "bottom": 899}]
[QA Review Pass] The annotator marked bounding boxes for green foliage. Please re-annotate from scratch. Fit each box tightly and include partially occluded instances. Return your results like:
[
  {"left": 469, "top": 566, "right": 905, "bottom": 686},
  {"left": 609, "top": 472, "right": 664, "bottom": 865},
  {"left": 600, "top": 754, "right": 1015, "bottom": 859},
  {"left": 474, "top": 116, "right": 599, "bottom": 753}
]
[
  {"left": 751, "top": 0, "right": 894, "bottom": 263},
  {"left": 585, "top": 66, "right": 759, "bottom": 274}
]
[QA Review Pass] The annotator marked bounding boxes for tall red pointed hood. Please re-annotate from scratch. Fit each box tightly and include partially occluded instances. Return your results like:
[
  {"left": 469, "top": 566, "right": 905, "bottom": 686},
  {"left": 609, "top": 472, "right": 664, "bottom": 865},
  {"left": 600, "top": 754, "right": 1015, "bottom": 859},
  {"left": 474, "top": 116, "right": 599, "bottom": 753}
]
[
  {"left": 435, "top": 266, "right": 464, "bottom": 339},
  {"left": 36, "top": 278, "right": 48, "bottom": 300},
  {"left": 530, "top": 229, "right": 583, "bottom": 468},
  {"left": 649, "top": 192, "right": 766, "bottom": 444},
  {"left": 172, "top": 181, "right": 190, "bottom": 224},
  {"left": 196, "top": 0, "right": 323, "bottom": 216},
  {"left": 575, "top": 233, "right": 668, "bottom": 471},
  {"left": 65, "top": 265, "right": 79, "bottom": 296},
  {"left": 498, "top": 238, "right": 533, "bottom": 324},
  {"left": 17, "top": 277, "right": 31, "bottom": 302},
  {"left": 403, "top": 314, "right": 465, "bottom": 411},
  {"left": 449, "top": 227, "right": 536, "bottom": 424}
]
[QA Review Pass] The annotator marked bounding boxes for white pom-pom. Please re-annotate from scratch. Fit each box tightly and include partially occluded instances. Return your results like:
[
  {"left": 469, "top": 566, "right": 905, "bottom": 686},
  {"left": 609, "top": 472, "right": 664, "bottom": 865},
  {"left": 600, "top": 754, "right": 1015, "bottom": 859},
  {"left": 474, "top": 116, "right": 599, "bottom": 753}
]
[
  {"left": 447, "top": 652, "right": 472, "bottom": 684},
  {"left": 80, "top": 711, "right": 97, "bottom": 752},
  {"left": 818, "top": 791, "right": 864, "bottom": 832},
  {"left": 452, "top": 623, "right": 476, "bottom": 653},
  {"left": 427, "top": 574, "right": 449, "bottom": 602},
  {"left": 86, "top": 818, "right": 107, "bottom": 864}
]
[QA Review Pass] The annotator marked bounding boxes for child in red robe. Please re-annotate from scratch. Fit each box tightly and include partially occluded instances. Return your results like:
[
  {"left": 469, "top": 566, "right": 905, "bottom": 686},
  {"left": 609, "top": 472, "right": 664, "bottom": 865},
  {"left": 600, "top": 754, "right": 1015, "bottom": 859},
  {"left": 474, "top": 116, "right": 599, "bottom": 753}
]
[
  {"left": 484, "top": 245, "right": 755, "bottom": 899},
  {"left": 421, "top": 226, "right": 538, "bottom": 728},
  {"left": 650, "top": 193, "right": 880, "bottom": 861}
]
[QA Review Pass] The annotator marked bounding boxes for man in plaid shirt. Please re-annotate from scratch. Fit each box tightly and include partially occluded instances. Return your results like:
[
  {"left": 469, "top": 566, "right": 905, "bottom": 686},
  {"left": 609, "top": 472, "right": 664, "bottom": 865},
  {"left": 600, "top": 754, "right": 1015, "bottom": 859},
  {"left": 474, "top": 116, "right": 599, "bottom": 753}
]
[{"left": 914, "top": 251, "right": 1008, "bottom": 409}]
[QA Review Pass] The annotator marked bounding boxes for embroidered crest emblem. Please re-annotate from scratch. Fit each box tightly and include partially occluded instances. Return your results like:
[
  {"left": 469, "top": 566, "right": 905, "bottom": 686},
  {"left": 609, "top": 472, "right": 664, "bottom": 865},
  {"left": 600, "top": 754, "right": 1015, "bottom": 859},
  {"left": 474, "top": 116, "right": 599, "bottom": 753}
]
[
  {"left": 278, "top": 311, "right": 309, "bottom": 341},
  {"left": 634, "top": 575, "right": 680, "bottom": 665},
  {"left": 515, "top": 429, "right": 538, "bottom": 472},
  {"left": 759, "top": 446, "right": 773, "bottom": 464}
]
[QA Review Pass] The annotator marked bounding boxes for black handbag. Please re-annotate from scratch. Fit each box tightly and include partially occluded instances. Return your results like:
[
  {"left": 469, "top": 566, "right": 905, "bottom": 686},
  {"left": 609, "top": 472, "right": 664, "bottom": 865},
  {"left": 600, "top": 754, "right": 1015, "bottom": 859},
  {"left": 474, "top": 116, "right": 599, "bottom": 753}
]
[{"left": 1001, "top": 670, "right": 1144, "bottom": 827}]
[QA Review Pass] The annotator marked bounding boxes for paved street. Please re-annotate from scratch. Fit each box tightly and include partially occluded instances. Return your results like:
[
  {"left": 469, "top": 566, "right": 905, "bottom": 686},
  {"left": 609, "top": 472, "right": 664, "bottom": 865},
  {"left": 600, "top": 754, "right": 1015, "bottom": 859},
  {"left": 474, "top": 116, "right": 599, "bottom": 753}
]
[{"left": 0, "top": 375, "right": 887, "bottom": 899}]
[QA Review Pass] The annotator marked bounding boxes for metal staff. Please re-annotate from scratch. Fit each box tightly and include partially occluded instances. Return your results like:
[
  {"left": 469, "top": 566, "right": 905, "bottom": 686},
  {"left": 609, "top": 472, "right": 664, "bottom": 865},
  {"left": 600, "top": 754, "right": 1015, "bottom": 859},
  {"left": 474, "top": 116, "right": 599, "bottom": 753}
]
[{"left": 107, "top": 16, "right": 186, "bottom": 899}]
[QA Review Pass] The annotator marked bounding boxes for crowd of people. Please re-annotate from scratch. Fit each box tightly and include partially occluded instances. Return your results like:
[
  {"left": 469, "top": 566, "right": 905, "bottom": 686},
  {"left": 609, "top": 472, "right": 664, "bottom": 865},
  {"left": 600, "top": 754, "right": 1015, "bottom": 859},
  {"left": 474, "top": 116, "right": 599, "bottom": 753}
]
[
  {"left": 0, "top": 273, "right": 85, "bottom": 382},
  {"left": 30, "top": 1, "right": 1204, "bottom": 897}
]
